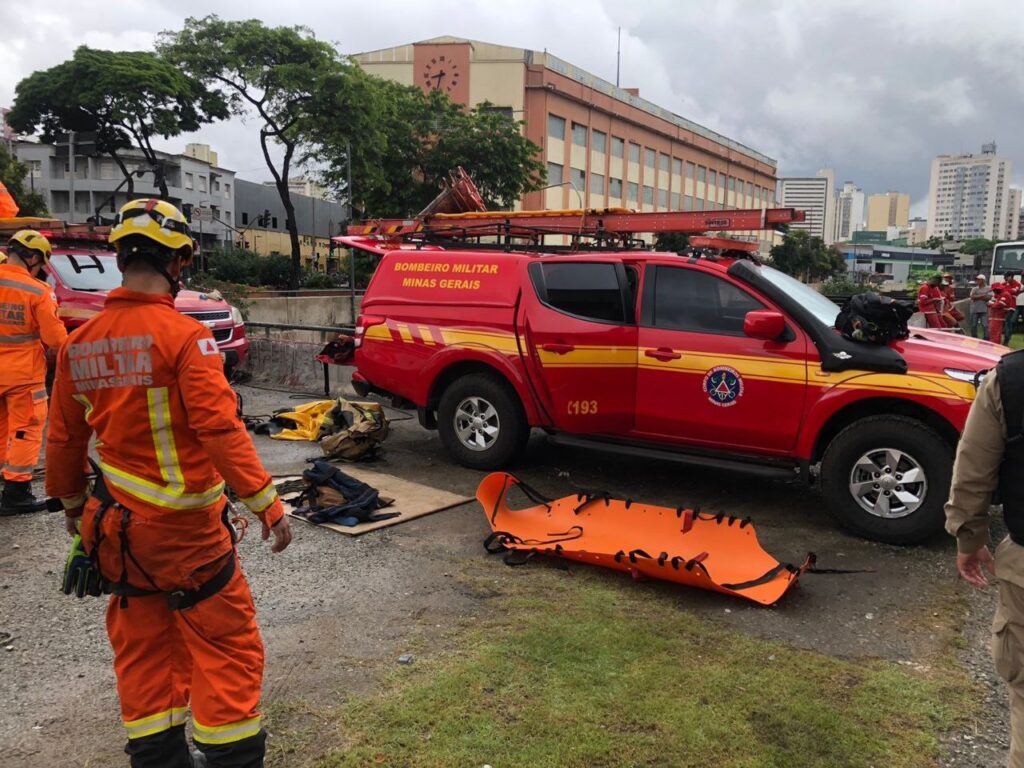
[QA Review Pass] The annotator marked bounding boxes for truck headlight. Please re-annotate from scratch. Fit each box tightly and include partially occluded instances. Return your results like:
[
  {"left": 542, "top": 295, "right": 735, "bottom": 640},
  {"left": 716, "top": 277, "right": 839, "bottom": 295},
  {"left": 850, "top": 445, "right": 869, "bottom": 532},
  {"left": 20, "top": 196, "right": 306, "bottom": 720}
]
[
  {"left": 230, "top": 305, "right": 244, "bottom": 326},
  {"left": 944, "top": 368, "right": 985, "bottom": 385}
]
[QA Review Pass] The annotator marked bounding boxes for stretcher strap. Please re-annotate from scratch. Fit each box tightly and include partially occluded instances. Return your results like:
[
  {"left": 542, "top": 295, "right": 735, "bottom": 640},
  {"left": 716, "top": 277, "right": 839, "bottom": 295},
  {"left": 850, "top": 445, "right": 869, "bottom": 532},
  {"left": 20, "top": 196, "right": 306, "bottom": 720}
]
[
  {"left": 489, "top": 474, "right": 553, "bottom": 525},
  {"left": 720, "top": 562, "right": 797, "bottom": 592},
  {"left": 573, "top": 491, "right": 613, "bottom": 514}
]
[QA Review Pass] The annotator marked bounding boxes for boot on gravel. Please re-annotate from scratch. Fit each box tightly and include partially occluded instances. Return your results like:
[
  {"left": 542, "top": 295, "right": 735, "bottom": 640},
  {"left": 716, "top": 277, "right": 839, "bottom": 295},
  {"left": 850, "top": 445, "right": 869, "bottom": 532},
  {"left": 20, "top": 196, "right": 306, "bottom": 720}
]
[{"left": 0, "top": 480, "right": 47, "bottom": 516}]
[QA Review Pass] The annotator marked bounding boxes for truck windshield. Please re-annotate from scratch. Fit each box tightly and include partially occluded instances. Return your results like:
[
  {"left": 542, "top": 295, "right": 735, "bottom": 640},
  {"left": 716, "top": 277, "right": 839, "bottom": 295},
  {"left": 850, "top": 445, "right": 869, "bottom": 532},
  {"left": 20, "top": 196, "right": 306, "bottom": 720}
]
[
  {"left": 993, "top": 242, "right": 1024, "bottom": 277},
  {"left": 49, "top": 253, "right": 122, "bottom": 291},
  {"left": 755, "top": 264, "right": 841, "bottom": 327}
]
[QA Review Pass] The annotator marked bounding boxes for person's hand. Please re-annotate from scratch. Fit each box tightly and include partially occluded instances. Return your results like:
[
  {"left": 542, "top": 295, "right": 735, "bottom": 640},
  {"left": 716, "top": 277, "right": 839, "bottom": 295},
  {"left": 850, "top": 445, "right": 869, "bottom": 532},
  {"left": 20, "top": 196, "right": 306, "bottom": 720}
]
[
  {"left": 957, "top": 546, "right": 995, "bottom": 588},
  {"left": 262, "top": 515, "right": 292, "bottom": 553},
  {"left": 65, "top": 510, "right": 83, "bottom": 537}
]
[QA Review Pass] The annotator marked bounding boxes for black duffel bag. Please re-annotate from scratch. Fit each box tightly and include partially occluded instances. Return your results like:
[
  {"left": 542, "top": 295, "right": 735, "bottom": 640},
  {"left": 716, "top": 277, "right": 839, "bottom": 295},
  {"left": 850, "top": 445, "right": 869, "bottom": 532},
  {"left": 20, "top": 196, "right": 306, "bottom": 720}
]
[{"left": 835, "top": 292, "right": 914, "bottom": 344}]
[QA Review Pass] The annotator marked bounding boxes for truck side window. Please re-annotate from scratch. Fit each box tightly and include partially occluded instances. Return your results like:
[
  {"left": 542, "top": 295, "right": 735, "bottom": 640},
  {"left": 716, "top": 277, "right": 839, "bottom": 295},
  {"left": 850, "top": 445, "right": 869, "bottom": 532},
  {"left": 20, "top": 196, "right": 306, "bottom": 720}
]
[
  {"left": 531, "top": 263, "right": 626, "bottom": 323},
  {"left": 653, "top": 266, "right": 765, "bottom": 336}
]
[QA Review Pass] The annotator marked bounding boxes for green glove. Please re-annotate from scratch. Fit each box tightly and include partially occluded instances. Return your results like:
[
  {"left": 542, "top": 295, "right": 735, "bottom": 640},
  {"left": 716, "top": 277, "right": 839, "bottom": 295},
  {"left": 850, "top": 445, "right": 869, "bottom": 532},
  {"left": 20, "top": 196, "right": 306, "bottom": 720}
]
[{"left": 62, "top": 535, "right": 106, "bottom": 598}]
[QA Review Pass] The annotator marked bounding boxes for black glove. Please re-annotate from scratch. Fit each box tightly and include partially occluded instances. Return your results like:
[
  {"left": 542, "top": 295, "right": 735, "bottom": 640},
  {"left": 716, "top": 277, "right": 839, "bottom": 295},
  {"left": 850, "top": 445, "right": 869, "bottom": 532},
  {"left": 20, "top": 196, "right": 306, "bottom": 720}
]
[{"left": 62, "top": 535, "right": 107, "bottom": 598}]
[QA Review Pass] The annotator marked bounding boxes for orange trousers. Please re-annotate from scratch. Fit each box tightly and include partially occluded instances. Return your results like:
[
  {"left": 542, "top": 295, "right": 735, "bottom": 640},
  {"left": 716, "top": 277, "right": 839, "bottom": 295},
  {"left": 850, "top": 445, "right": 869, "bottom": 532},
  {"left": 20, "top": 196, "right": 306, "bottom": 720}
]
[
  {"left": 83, "top": 496, "right": 267, "bottom": 767},
  {"left": 0, "top": 383, "right": 46, "bottom": 482}
]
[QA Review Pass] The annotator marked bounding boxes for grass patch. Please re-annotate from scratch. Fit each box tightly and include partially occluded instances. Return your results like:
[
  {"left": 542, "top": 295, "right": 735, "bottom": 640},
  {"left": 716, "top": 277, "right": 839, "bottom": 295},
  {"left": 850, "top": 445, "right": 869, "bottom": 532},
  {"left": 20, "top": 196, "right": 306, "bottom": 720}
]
[{"left": 288, "top": 563, "right": 974, "bottom": 768}]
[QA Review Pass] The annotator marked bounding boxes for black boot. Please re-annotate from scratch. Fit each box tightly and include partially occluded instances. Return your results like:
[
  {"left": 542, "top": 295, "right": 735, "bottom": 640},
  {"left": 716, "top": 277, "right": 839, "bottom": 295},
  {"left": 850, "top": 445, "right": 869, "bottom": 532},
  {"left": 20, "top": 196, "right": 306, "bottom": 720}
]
[{"left": 0, "top": 480, "right": 47, "bottom": 516}]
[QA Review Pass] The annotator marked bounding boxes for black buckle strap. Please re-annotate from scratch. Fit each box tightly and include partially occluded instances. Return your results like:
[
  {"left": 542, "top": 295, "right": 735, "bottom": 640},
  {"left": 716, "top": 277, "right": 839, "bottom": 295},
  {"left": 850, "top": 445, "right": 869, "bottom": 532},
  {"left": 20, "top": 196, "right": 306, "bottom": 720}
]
[{"left": 109, "top": 554, "right": 236, "bottom": 611}]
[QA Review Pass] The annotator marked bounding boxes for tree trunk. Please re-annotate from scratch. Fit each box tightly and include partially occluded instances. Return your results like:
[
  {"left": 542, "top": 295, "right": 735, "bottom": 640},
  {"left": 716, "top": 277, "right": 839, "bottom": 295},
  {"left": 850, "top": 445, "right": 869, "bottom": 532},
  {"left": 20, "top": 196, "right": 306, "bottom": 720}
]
[
  {"left": 279, "top": 182, "right": 302, "bottom": 290},
  {"left": 109, "top": 150, "right": 134, "bottom": 197}
]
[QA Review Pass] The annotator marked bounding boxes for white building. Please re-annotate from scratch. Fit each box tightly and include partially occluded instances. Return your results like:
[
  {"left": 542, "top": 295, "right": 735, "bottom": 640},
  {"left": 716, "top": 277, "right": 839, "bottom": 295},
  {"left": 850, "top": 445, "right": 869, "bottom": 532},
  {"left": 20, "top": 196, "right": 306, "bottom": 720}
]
[
  {"left": 833, "top": 181, "right": 865, "bottom": 242},
  {"left": 1008, "top": 188, "right": 1022, "bottom": 240},
  {"left": 907, "top": 217, "right": 928, "bottom": 245},
  {"left": 13, "top": 140, "right": 236, "bottom": 250},
  {"left": 927, "top": 143, "right": 1015, "bottom": 241},
  {"left": 779, "top": 168, "right": 836, "bottom": 244}
]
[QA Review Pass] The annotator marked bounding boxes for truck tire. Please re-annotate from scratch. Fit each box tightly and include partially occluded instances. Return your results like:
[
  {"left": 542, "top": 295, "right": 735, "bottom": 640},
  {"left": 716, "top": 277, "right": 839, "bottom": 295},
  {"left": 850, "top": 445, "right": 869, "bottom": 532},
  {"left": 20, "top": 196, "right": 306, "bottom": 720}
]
[
  {"left": 437, "top": 373, "right": 529, "bottom": 470},
  {"left": 820, "top": 415, "right": 952, "bottom": 544}
]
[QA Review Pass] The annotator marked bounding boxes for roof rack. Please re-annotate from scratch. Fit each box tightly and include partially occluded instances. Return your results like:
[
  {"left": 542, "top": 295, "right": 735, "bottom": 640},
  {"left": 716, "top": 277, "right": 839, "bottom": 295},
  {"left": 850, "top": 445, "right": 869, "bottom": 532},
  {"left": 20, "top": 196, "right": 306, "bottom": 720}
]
[
  {"left": 340, "top": 167, "right": 804, "bottom": 253},
  {"left": 0, "top": 218, "right": 112, "bottom": 246}
]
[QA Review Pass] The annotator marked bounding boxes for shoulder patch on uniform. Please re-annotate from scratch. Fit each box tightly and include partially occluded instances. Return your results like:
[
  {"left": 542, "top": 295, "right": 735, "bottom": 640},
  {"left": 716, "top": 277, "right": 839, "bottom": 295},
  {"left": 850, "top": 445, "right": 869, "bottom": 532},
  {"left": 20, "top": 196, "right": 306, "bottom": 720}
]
[{"left": 197, "top": 337, "right": 219, "bottom": 356}]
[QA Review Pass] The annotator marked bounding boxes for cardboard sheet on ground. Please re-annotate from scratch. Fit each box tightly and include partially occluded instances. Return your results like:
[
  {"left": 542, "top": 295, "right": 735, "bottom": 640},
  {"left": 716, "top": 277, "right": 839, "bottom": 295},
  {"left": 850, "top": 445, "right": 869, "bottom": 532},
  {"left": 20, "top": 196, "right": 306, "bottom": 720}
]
[{"left": 276, "top": 468, "right": 471, "bottom": 535}]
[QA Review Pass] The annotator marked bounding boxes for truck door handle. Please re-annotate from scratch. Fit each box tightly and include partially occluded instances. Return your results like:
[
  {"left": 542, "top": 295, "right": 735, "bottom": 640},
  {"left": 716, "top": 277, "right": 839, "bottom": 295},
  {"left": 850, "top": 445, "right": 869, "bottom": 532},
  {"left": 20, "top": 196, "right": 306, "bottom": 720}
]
[
  {"left": 542, "top": 343, "right": 576, "bottom": 354},
  {"left": 644, "top": 347, "right": 681, "bottom": 361}
]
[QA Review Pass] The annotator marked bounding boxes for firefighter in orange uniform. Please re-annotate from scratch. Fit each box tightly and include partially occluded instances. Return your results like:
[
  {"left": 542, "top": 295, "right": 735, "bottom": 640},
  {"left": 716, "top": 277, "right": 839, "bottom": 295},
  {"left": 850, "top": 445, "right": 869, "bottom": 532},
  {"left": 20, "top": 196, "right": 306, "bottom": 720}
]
[
  {"left": 942, "top": 273, "right": 964, "bottom": 328},
  {"left": 46, "top": 199, "right": 292, "bottom": 768},
  {"left": 917, "top": 273, "right": 945, "bottom": 329},
  {"left": 990, "top": 283, "right": 1017, "bottom": 346},
  {"left": 0, "top": 230, "right": 67, "bottom": 514}
]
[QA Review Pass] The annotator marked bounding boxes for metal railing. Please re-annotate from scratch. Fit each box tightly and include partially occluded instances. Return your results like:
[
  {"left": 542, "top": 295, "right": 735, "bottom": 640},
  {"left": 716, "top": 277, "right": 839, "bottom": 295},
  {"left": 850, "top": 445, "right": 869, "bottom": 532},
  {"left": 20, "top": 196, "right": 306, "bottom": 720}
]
[{"left": 245, "top": 321, "right": 354, "bottom": 334}]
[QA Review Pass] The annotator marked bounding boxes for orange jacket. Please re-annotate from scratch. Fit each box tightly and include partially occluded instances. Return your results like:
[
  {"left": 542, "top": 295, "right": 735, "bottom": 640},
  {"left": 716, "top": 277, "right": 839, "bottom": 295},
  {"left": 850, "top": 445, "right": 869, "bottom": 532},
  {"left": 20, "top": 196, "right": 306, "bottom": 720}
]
[
  {"left": 46, "top": 288, "right": 283, "bottom": 530},
  {"left": 0, "top": 262, "right": 68, "bottom": 386},
  {"left": 917, "top": 284, "right": 943, "bottom": 314}
]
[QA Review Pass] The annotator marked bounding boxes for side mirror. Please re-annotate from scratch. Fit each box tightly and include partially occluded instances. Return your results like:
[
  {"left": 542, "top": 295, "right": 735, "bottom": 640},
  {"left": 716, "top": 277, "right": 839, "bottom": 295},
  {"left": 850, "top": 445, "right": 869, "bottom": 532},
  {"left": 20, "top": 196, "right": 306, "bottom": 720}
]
[{"left": 744, "top": 309, "right": 788, "bottom": 341}]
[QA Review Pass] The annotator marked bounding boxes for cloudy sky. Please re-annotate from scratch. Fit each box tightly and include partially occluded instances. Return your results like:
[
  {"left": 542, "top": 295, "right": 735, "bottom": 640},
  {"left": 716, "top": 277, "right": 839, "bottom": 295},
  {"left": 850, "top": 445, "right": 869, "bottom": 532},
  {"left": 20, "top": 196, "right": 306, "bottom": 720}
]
[{"left": 2, "top": 0, "right": 1021, "bottom": 216}]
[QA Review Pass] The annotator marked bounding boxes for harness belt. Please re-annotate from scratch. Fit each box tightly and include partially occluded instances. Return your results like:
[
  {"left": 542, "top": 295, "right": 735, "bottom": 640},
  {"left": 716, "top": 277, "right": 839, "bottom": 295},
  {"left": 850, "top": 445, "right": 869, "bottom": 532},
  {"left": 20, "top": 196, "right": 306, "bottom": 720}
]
[{"left": 88, "top": 460, "right": 236, "bottom": 610}]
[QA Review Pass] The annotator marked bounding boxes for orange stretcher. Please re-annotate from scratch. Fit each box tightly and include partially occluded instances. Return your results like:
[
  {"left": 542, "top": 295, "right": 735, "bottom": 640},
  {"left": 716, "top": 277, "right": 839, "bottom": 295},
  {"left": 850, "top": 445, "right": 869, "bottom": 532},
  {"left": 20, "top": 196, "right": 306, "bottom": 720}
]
[{"left": 478, "top": 472, "right": 814, "bottom": 606}]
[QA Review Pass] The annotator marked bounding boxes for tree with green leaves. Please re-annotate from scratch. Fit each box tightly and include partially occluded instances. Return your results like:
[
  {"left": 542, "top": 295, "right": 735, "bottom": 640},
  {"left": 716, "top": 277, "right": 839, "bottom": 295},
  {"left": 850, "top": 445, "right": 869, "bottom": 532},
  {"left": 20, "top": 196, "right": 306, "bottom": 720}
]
[
  {"left": 8, "top": 46, "right": 226, "bottom": 200},
  {"left": 316, "top": 80, "right": 545, "bottom": 218},
  {"left": 159, "top": 16, "right": 369, "bottom": 289},
  {"left": 0, "top": 143, "right": 48, "bottom": 217},
  {"left": 769, "top": 229, "right": 845, "bottom": 281}
]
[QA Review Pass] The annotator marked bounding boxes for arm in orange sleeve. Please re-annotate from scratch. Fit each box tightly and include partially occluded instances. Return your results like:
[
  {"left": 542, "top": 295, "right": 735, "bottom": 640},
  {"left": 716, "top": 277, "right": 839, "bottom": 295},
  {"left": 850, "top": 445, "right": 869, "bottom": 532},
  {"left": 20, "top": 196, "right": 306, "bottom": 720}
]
[
  {"left": 178, "top": 328, "right": 284, "bottom": 527},
  {"left": 44, "top": 345, "right": 93, "bottom": 515},
  {"left": 33, "top": 288, "right": 69, "bottom": 351}
]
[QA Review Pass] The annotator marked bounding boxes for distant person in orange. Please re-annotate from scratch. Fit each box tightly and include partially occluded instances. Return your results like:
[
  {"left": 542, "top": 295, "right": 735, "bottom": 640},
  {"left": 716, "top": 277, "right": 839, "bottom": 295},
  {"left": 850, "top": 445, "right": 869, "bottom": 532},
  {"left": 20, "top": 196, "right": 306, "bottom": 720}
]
[
  {"left": 990, "top": 283, "right": 1017, "bottom": 345},
  {"left": 917, "top": 273, "right": 945, "bottom": 329},
  {"left": 942, "top": 273, "right": 963, "bottom": 329},
  {"left": 46, "top": 199, "right": 291, "bottom": 768},
  {"left": 1004, "top": 273, "right": 1023, "bottom": 345},
  {"left": 0, "top": 230, "right": 67, "bottom": 515}
]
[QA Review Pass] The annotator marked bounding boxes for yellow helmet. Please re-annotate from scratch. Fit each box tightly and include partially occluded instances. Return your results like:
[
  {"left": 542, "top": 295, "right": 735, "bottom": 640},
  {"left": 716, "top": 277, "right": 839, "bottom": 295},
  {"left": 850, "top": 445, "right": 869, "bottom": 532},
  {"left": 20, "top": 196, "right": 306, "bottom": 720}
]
[
  {"left": 109, "top": 198, "right": 193, "bottom": 262},
  {"left": 8, "top": 229, "right": 53, "bottom": 263}
]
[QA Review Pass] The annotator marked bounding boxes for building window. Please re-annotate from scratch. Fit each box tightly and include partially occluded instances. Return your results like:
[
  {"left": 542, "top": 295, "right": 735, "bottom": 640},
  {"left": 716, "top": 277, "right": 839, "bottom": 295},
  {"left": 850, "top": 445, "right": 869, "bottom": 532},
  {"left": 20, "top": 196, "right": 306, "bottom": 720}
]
[
  {"left": 611, "top": 136, "right": 625, "bottom": 158},
  {"left": 224, "top": 211, "right": 231, "bottom": 224},
  {"left": 185, "top": 172, "right": 194, "bottom": 190},
  {"left": 644, "top": 148, "right": 656, "bottom": 168},
  {"left": 684, "top": 196, "right": 693, "bottom": 211},
  {"left": 695, "top": 198, "right": 705, "bottom": 211},
  {"left": 548, "top": 114, "right": 566, "bottom": 140},
  {"left": 686, "top": 162, "right": 695, "bottom": 180},
  {"left": 571, "top": 122, "right": 588, "bottom": 147},
  {"left": 659, "top": 153, "right": 670, "bottom": 173},
  {"left": 225, "top": 183, "right": 231, "bottom": 197},
  {"left": 590, "top": 173, "right": 605, "bottom": 195},
  {"left": 199, "top": 176, "right": 207, "bottom": 193},
  {"left": 609, "top": 178, "right": 623, "bottom": 199},
  {"left": 697, "top": 166, "right": 706, "bottom": 183},
  {"left": 627, "top": 182, "right": 639, "bottom": 203},
  {"left": 672, "top": 158, "right": 682, "bottom": 177},
  {"left": 547, "top": 162, "right": 564, "bottom": 186},
  {"left": 727, "top": 176, "right": 735, "bottom": 192},
  {"left": 708, "top": 170, "right": 717, "bottom": 189},
  {"left": 271, "top": 216, "right": 278, "bottom": 228},
  {"left": 570, "top": 167, "right": 586, "bottom": 193},
  {"left": 643, "top": 185, "right": 654, "bottom": 205},
  {"left": 213, "top": 179, "right": 221, "bottom": 192},
  {"left": 747, "top": 182, "right": 754, "bottom": 199},
  {"left": 657, "top": 189, "right": 668, "bottom": 208},
  {"left": 241, "top": 212, "right": 249, "bottom": 225},
  {"left": 592, "top": 130, "right": 607, "bottom": 154},
  {"left": 671, "top": 192, "right": 680, "bottom": 210}
]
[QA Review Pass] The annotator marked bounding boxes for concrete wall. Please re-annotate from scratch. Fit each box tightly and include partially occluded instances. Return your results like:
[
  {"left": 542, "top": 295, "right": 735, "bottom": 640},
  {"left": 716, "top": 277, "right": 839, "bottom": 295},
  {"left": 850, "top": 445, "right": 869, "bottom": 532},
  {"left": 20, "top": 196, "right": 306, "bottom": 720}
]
[{"left": 244, "top": 293, "right": 363, "bottom": 343}]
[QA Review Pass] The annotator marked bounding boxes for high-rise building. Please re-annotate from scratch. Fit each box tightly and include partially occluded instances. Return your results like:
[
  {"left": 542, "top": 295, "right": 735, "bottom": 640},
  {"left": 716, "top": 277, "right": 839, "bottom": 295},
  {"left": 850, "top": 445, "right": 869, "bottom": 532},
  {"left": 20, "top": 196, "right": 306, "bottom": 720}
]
[
  {"left": 1007, "top": 187, "right": 1022, "bottom": 240},
  {"left": 866, "top": 192, "right": 910, "bottom": 231},
  {"left": 834, "top": 181, "right": 865, "bottom": 242},
  {"left": 779, "top": 168, "right": 836, "bottom": 244},
  {"left": 907, "top": 217, "right": 928, "bottom": 245},
  {"left": 353, "top": 37, "right": 777, "bottom": 217},
  {"left": 927, "top": 143, "right": 1014, "bottom": 241}
]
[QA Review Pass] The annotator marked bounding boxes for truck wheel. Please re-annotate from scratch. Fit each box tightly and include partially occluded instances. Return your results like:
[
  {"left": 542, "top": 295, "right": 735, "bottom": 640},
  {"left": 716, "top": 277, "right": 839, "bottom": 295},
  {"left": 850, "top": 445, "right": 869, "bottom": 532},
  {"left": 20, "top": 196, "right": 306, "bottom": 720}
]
[
  {"left": 437, "top": 373, "right": 529, "bottom": 470},
  {"left": 820, "top": 415, "right": 952, "bottom": 544}
]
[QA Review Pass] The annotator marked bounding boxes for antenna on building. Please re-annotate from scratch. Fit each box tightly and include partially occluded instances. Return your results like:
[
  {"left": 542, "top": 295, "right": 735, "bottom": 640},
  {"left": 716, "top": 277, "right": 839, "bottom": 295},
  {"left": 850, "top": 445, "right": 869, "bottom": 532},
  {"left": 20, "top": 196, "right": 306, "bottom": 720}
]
[{"left": 616, "top": 27, "right": 621, "bottom": 87}]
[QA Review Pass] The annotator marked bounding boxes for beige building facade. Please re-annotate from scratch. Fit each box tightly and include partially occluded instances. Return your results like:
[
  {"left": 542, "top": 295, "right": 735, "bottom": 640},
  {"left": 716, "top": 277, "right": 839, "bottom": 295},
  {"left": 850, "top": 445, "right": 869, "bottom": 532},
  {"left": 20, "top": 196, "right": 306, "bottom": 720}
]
[
  {"left": 866, "top": 192, "right": 910, "bottom": 231},
  {"left": 927, "top": 144, "right": 1014, "bottom": 241},
  {"left": 354, "top": 37, "right": 778, "bottom": 230}
]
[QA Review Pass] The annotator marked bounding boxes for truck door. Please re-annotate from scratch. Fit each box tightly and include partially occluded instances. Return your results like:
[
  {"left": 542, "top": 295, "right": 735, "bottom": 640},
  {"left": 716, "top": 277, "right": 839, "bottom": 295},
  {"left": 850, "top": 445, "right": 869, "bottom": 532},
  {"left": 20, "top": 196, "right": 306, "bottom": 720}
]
[
  {"left": 633, "top": 264, "right": 808, "bottom": 454},
  {"left": 521, "top": 260, "right": 638, "bottom": 434}
]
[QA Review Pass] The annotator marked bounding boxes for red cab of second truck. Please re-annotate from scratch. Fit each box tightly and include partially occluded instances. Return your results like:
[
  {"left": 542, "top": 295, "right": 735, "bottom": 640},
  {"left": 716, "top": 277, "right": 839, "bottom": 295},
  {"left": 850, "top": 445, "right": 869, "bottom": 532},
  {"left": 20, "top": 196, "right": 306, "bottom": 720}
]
[{"left": 350, "top": 244, "right": 1006, "bottom": 544}]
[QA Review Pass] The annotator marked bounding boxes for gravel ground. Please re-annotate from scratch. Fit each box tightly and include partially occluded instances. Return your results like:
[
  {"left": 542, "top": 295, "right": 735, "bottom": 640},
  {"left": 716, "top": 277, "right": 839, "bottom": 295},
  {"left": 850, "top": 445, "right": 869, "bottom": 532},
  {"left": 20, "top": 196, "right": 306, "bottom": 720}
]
[{"left": 0, "top": 381, "right": 1009, "bottom": 767}]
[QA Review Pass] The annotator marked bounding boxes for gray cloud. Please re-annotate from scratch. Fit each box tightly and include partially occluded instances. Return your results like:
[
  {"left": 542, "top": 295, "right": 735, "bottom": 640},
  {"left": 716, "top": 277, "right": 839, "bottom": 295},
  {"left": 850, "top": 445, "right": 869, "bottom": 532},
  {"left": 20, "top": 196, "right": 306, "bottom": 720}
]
[{"left": 2, "top": 0, "right": 1022, "bottom": 217}]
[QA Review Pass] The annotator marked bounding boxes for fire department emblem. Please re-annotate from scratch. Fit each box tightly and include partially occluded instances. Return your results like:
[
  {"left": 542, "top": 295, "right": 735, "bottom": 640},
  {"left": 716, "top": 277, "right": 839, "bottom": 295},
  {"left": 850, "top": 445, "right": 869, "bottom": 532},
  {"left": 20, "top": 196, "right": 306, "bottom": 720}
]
[{"left": 703, "top": 366, "right": 743, "bottom": 407}]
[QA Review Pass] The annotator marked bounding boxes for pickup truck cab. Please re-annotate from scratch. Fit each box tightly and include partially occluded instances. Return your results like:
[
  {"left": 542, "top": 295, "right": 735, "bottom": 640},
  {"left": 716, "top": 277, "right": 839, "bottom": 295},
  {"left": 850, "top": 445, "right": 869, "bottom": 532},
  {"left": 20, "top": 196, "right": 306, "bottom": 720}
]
[
  {"left": 45, "top": 247, "right": 249, "bottom": 373},
  {"left": 350, "top": 244, "right": 1006, "bottom": 543}
]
